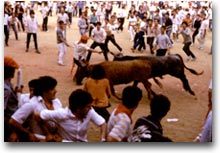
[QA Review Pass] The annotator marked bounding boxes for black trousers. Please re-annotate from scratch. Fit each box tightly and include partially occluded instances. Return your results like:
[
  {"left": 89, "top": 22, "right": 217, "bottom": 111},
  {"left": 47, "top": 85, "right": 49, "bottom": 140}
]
[
  {"left": 133, "top": 31, "right": 146, "bottom": 51},
  {"left": 42, "top": 16, "right": 48, "bottom": 31},
  {"left": 93, "top": 107, "right": 110, "bottom": 122},
  {"left": 86, "top": 42, "right": 108, "bottom": 62},
  {"left": 147, "top": 37, "right": 155, "bottom": 54},
  {"left": 68, "top": 12, "right": 72, "bottom": 24},
  {"left": 118, "top": 17, "right": 125, "bottom": 31},
  {"left": 192, "top": 29, "right": 199, "bottom": 44},
  {"left": 183, "top": 42, "right": 196, "bottom": 58},
  {"left": 18, "top": 15, "right": 25, "bottom": 31},
  {"left": 156, "top": 49, "right": 167, "bottom": 56},
  {"left": 4, "top": 25, "right": 9, "bottom": 45},
  {"left": 105, "top": 35, "right": 122, "bottom": 52},
  {"left": 26, "top": 33, "right": 38, "bottom": 50}
]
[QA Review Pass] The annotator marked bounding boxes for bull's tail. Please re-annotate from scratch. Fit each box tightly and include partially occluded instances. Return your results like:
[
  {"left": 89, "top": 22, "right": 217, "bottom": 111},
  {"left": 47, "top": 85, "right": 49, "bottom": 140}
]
[{"left": 175, "top": 54, "right": 204, "bottom": 75}]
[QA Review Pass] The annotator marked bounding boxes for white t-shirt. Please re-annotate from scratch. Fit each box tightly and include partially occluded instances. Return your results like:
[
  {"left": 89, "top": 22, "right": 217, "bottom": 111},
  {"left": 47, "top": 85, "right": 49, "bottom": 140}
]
[
  {"left": 40, "top": 107, "right": 105, "bottom": 142},
  {"left": 200, "top": 19, "right": 209, "bottom": 31},
  {"left": 91, "top": 27, "right": 106, "bottom": 43},
  {"left": 41, "top": 6, "right": 49, "bottom": 18},
  {"left": 74, "top": 41, "right": 90, "bottom": 60},
  {"left": 8, "top": 16, "right": 19, "bottom": 25},
  {"left": 26, "top": 16, "right": 38, "bottom": 33},
  {"left": 11, "top": 96, "right": 62, "bottom": 135},
  {"left": 139, "top": 21, "right": 147, "bottom": 31},
  {"left": 18, "top": 93, "right": 31, "bottom": 108},
  {"left": 4, "top": 14, "right": 9, "bottom": 25},
  {"left": 128, "top": 17, "right": 137, "bottom": 26},
  {"left": 57, "top": 13, "right": 69, "bottom": 24}
]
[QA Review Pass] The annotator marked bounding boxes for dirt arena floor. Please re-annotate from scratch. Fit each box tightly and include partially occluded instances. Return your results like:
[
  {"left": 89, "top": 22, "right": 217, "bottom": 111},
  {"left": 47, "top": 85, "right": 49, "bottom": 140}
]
[{"left": 4, "top": 7, "right": 212, "bottom": 142}]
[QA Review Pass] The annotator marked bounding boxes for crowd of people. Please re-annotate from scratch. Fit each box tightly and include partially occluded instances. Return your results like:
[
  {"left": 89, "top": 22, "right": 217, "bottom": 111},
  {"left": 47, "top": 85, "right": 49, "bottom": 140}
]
[{"left": 4, "top": 1, "right": 212, "bottom": 142}]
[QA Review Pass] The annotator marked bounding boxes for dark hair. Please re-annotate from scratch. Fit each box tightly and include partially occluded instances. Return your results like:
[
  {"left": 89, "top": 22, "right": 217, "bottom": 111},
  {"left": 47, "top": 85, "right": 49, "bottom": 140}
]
[
  {"left": 4, "top": 66, "right": 15, "bottom": 80},
  {"left": 161, "top": 25, "right": 166, "bottom": 30},
  {"left": 28, "top": 79, "right": 38, "bottom": 88},
  {"left": 182, "top": 21, "right": 188, "bottom": 26},
  {"left": 122, "top": 86, "right": 142, "bottom": 109},
  {"left": 96, "top": 22, "right": 101, "bottom": 26},
  {"left": 58, "top": 20, "right": 64, "bottom": 25},
  {"left": 90, "top": 65, "right": 106, "bottom": 80},
  {"left": 69, "top": 89, "right": 93, "bottom": 113},
  {"left": 34, "top": 76, "right": 57, "bottom": 96},
  {"left": 30, "top": 10, "right": 35, "bottom": 15},
  {"left": 150, "top": 94, "right": 171, "bottom": 119}
]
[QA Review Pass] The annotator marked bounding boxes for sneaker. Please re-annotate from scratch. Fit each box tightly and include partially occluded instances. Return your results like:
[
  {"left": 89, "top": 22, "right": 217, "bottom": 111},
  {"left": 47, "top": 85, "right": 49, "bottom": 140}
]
[
  {"left": 191, "top": 57, "right": 196, "bottom": 61},
  {"left": 186, "top": 56, "right": 191, "bottom": 61},
  {"left": 35, "top": 50, "right": 41, "bottom": 54},
  {"left": 58, "top": 62, "right": 65, "bottom": 66},
  {"left": 131, "top": 48, "right": 135, "bottom": 53}
]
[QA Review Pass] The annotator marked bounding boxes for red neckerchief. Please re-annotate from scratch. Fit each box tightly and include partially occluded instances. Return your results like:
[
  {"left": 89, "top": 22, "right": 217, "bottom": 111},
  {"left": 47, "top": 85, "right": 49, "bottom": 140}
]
[{"left": 114, "top": 104, "right": 132, "bottom": 123}]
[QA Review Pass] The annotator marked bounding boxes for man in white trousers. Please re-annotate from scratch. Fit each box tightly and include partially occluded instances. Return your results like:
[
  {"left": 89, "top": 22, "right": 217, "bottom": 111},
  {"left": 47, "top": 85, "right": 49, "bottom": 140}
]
[{"left": 56, "top": 20, "right": 70, "bottom": 66}]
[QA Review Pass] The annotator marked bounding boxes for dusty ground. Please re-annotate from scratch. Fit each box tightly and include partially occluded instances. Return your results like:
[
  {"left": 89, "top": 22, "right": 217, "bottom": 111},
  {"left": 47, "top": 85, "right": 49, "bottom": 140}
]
[{"left": 4, "top": 6, "right": 212, "bottom": 142}]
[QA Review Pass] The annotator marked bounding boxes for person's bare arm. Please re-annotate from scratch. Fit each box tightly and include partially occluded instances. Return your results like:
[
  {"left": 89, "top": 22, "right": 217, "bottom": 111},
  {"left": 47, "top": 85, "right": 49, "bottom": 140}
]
[
  {"left": 107, "top": 135, "right": 120, "bottom": 142},
  {"left": 100, "top": 123, "right": 107, "bottom": 142},
  {"left": 9, "top": 118, "right": 39, "bottom": 142}
]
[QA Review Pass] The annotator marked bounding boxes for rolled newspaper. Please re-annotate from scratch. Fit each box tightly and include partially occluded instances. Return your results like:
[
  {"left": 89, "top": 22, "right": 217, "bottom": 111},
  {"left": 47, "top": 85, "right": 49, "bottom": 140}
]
[{"left": 17, "top": 68, "right": 22, "bottom": 89}]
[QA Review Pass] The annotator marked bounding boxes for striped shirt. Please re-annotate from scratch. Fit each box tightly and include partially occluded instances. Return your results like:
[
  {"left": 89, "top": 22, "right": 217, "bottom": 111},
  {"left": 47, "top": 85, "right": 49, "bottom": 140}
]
[{"left": 107, "top": 109, "right": 132, "bottom": 141}]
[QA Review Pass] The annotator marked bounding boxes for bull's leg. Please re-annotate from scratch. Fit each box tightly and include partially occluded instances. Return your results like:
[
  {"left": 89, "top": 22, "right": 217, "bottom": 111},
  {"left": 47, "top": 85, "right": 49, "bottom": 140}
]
[
  {"left": 153, "top": 77, "right": 163, "bottom": 88},
  {"left": 179, "top": 75, "right": 195, "bottom": 95},
  {"left": 110, "top": 82, "right": 122, "bottom": 100},
  {"left": 133, "top": 81, "right": 139, "bottom": 87},
  {"left": 142, "top": 81, "right": 156, "bottom": 100}
]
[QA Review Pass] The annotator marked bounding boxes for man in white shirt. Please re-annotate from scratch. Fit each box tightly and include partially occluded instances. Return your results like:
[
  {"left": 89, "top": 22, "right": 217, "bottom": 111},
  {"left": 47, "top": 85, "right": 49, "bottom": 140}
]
[
  {"left": 41, "top": 1, "right": 49, "bottom": 32},
  {"left": 26, "top": 10, "right": 40, "bottom": 54},
  {"left": 117, "top": 5, "right": 127, "bottom": 32},
  {"left": 38, "top": 89, "right": 106, "bottom": 142},
  {"left": 18, "top": 79, "right": 38, "bottom": 108},
  {"left": 4, "top": 12, "right": 9, "bottom": 46},
  {"left": 9, "top": 76, "right": 62, "bottom": 142},
  {"left": 197, "top": 11, "right": 209, "bottom": 50},
  {"left": 86, "top": 22, "right": 108, "bottom": 62},
  {"left": 57, "top": 7, "right": 69, "bottom": 29}
]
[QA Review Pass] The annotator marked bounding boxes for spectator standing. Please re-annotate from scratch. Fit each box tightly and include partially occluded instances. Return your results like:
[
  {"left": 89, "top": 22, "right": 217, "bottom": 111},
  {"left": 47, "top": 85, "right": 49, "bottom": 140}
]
[
  {"left": 26, "top": 10, "right": 40, "bottom": 54},
  {"left": 153, "top": 26, "right": 172, "bottom": 56},
  {"left": 66, "top": 2, "right": 73, "bottom": 25},
  {"left": 8, "top": 13, "right": 19, "bottom": 40},
  {"left": 41, "top": 1, "right": 49, "bottom": 32},
  {"left": 197, "top": 11, "right": 209, "bottom": 50},
  {"left": 78, "top": 12, "right": 89, "bottom": 35}
]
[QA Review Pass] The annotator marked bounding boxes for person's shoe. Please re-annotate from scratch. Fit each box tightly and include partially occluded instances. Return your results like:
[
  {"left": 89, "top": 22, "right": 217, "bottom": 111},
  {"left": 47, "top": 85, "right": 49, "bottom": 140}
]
[
  {"left": 35, "top": 50, "right": 41, "bottom": 54},
  {"left": 191, "top": 57, "right": 196, "bottom": 61},
  {"left": 186, "top": 56, "right": 191, "bottom": 61},
  {"left": 150, "top": 51, "right": 154, "bottom": 54},
  {"left": 58, "top": 62, "right": 64, "bottom": 66},
  {"left": 131, "top": 48, "right": 135, "bottom": 53},
  {"left": 26, "top": 49, "right": 29, "bottom": 52}
]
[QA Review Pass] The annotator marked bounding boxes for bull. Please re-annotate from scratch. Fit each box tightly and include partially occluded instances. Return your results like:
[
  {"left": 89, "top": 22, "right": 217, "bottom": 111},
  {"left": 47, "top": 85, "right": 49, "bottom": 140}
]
[{"left": 74, "top": 54, "right": 203, "bottom": 99}]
